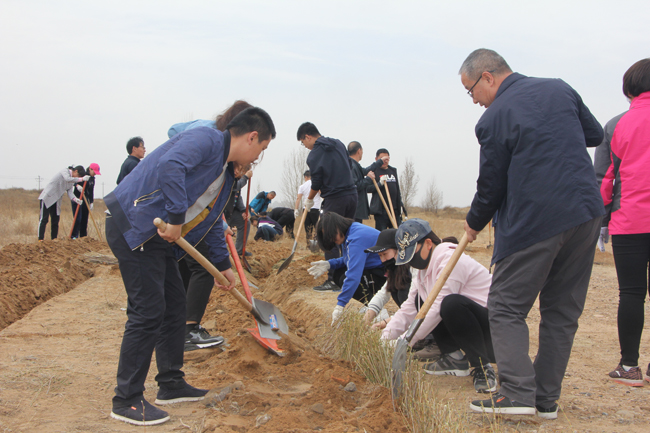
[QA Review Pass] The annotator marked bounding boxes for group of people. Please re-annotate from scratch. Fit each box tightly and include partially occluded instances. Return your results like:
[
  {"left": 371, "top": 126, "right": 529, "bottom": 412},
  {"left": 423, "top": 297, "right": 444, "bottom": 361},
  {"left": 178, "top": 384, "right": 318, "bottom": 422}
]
[{"left": 41, "top": 48, "right": 645, "bottom": 427}]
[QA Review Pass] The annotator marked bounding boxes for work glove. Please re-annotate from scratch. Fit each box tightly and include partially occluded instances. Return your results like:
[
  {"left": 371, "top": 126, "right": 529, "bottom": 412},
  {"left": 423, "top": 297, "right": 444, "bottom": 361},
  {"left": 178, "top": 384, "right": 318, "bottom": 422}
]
[
  {"left": 294, "top": 209, "right": 299, "bottom": 219},
  {"left": 331, "top": 305, "right": 344, "bottom": 326},
  {"left": 379, "top": 175, "right": 388, "bottom": 186},
  {"left": 82, "top": 175, "right": 91, "bottom": 182},
  {"left": 73, "top": 197, "right": 83, "bottom": 205},
  {"left": 76, "top": 185, "right": 83, "bottom": 192},
  {"left": 597, "top": 227, "right": 609, "bottom": 252},
  {"left": 308, "top": 260, "right": 330, "bottom": 278},
  {"left": 305, "top": 198, "right": 314, "bottom": 210},
  {"left": 90, "top": 203, "right": 94, "bottom": 210}
]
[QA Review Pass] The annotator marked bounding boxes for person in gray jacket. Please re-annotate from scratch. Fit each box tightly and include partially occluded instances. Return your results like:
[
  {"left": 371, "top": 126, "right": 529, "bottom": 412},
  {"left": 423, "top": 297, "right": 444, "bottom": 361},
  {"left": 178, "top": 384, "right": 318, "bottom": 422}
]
[
  {"left": 347, "top": 141, "right": 387, "bottom": 223},
  {"left": 38, "top": 166, "right": 90, "bottom": 240}
]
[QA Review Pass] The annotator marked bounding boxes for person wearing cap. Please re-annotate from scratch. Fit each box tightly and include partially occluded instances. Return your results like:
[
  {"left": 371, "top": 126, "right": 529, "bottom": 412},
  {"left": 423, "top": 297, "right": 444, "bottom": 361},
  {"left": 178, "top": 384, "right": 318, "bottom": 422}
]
[
  {"left": 308, "top": 212, "right": 386, "bottom": 322},
  {"left": 38, "top": 165, "right": 90, "bottom": 241},
  {"left": 381, "top": 218, "right": 496, "bottom": 393},
  {"left": 71, "top": 163, "right": 100, "bottom": 239}
]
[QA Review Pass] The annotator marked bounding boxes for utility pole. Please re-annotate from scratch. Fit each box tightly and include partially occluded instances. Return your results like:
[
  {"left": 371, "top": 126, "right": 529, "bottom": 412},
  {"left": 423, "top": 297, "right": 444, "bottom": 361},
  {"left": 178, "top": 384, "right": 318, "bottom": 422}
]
[
  {"left": 102, "top": 182, "right": 104, "bottom": 199},
  {"left": 37, "top": 175, "right": 43, "bottom": 190}
]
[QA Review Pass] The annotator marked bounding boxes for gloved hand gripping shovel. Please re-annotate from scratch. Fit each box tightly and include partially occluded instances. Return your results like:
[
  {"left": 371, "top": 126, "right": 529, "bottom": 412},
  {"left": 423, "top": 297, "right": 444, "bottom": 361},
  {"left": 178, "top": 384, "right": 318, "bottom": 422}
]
[
  {"left": 390, "top": 233, "right": 469, "bottom": 403},
  {"left": 154, "top": 218, "right": 287, "bottom": 341}
]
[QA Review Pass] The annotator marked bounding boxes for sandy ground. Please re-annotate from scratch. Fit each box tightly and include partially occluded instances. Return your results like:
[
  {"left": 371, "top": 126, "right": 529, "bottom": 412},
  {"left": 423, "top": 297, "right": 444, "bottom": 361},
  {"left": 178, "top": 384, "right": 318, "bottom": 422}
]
[{"left": 1, "top": 235, "right": 650, "bottom": 432}]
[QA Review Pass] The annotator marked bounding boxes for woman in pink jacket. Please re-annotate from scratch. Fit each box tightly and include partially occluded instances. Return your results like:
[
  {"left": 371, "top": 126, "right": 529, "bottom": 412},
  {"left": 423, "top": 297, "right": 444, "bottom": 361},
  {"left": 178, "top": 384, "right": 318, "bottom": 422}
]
[
  {"left": 381, "top": 219, "right": 495, "bottom": 393},
  {"left": 601, "top": 58, "right": 650, "bottom": 387}
]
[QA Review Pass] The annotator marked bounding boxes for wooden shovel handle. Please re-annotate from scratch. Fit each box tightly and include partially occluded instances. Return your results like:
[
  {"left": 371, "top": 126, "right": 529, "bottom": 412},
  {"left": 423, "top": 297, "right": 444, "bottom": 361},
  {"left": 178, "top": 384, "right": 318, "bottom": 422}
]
[
  {"left": 413, "top": 233, "right": 469, "bottom": 321},
  {"left": 153, "top": 218, "right": 254, "bottom": 312},
  {"left": 383, "top": 182, "right": 397, "bottom": 226},
  {"left": 371, "top": 177, "right": 397, "bottom": 228}
]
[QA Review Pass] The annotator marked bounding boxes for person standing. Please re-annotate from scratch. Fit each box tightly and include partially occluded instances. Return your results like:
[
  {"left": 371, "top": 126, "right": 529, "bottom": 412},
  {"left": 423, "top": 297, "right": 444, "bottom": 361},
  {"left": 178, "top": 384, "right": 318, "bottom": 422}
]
[
  {"left": 600, "top": 58, "right": 650, "bottom": 386},
  {"left": 347, "top": 141, "right": 386, "bottom": 223},
  {"left": 104, "top": 107, "right": 276, "bottom": 426},
  {"left": 369, "top": 148, "right": 406, "bottom": 230},
  {"left": 294, "top": 170, "right": 321, "bottom": 247},
  {"left": 71, "top": 163, "right": 100, "bottom": 239},
  {"left": 459, "top": 49, "right": 604, "bottom": 417},
  {"left": 38, "top": 166, "right": 89, "bottom": 240},
  {"left": 116, "top": 137, "right": 146, "bottom": 184},
  {"left": 297, "top": 122, "right": 357, "bottom": 291}
]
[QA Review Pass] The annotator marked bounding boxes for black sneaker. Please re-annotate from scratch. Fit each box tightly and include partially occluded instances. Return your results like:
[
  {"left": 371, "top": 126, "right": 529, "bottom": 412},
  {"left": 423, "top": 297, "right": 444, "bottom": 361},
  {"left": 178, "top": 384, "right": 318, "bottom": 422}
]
[
  {"left": 111, "top": 398, "right": 170, "bottom": 426},
  {"left": 471, "top": 365, "right": 497, "bottom": 393},
  {"left": 536, "top": 403, "right": 559, "bottom": 420},
  {"left": 469, "top": 393, "right": 535, "bottom": 415},
  {"left": 313, "top": 280, "right": 340, "bottom": 292},
  {"left": 155, "top": 382, "right": 208, "bottom": 405},
  {"left": 423, "top": 353, "right": 470, "bottom": 376},
  {"left": 185, "top": 325, "right": 225, "bottom": 349}
]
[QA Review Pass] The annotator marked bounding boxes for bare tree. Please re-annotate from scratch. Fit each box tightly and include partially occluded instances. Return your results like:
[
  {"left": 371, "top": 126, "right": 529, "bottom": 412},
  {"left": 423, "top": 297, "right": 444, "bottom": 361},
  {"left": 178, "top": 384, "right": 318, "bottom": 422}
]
[
  {"left": 400, "top": 157, "right": 419, "bottom": 212},
  {"left": 279, "top": 147, "right": 310, "bottom": 207},
  {"left": 421, "top": 178, "right": 443, "bottom": 214}
]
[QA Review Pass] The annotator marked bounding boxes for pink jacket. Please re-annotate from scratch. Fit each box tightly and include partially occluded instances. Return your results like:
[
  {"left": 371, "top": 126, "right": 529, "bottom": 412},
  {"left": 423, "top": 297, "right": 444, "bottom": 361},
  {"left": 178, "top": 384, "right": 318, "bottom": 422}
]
[
  {"left": 601, "top": 92, "right": 650, "bottom": 235},
  {"left": 381, "top": 242, "right": 492, "bottom": 345}
]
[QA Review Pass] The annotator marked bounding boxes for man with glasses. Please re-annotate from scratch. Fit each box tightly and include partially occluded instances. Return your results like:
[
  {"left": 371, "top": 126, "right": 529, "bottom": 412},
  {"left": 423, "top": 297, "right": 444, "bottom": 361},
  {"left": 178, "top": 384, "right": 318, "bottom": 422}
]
[{"left": 459, "top": 49, "right": 604, "bottom": 418}]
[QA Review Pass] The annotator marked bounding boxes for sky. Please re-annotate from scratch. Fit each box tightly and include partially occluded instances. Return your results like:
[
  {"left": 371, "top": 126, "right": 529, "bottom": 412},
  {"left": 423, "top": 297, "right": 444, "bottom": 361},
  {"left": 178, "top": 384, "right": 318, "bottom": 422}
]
[{"left": 1, "top": 0, "right": 648, "bottom": 207}]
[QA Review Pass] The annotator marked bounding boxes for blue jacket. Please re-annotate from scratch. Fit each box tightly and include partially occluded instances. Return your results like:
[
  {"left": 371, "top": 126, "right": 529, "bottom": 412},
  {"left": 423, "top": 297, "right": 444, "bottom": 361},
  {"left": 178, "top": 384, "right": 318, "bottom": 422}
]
[
  {"left": 307, "top": 137, "right": 356, "bottom": 199},
  {"left": 329, "top": 223, "right": 384, "bottom": 307},
  {"left": 105, "top": 127, "right": 234, "bottom": 270},
  {"left": 249, "top": 191, "right": 272, "bottom": 215},
  {"left": 466, "top": 73, "right": 605, "bottom": 264}
]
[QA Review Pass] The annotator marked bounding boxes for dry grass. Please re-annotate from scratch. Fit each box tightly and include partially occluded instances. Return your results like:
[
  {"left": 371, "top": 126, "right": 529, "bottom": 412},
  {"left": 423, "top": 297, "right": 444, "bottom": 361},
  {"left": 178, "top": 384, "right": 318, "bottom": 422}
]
[{"left": 0, "top": 188, "right": 106, "bottom": 247}]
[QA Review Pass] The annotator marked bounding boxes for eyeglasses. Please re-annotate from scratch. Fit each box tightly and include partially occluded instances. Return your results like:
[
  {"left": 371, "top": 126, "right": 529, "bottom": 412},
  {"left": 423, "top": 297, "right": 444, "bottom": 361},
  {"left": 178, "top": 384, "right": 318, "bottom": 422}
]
[{"left": 467, "top": 70, "right": 495, "bottom": 98}]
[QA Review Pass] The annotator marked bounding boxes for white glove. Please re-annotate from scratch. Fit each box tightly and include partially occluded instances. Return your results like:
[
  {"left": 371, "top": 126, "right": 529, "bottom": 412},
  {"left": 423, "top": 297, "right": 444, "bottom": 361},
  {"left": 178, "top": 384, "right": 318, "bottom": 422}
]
[
  {"left": 294, "top": 209, "right": 299, "bottom": 219},
  {"left": 73, "top": 197, "right": 83, "bottom": 205},
  {"left": 379, "top": 175, "right": 388, "bottom": 186},
  {"left": 308, "top": 260, "right": 330, "bottom": 278},
  {"left": 90, "top": 203, "right": 94, "bottom": 210},
  {"left": 76, "top": 185, "right": 83, "bottom": 192},
  {"left": 82, "top": 175, "right": 91, "bottom": 182},
  {"left": 597, "top": 227, "right": 609, "bottom": 252},
  {"left": 305, "top": 198, "right": 314, "bottom": 210},
  {"left": 331, "top": 305, "right": 344, "bottom": 325}
]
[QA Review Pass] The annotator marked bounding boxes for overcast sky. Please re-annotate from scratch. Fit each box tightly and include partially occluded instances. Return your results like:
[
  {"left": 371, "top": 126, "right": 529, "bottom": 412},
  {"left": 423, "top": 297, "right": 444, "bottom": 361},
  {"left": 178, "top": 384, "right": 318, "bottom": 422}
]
[{"left": 1, "top": 0, "right": 648, "bottom": 207}]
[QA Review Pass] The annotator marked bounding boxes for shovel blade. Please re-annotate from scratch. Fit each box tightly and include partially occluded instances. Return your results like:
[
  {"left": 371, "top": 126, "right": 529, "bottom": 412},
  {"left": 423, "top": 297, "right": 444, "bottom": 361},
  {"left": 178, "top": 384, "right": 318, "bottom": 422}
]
[
  {"left": 391, "top": 337, "right": 409, "bottom": 402},
  {"left": 252, "top": 298, "right": 288, "bottom": 340},
  {"left": 276, "top": 252, "right": 294, "bottom": 275}
]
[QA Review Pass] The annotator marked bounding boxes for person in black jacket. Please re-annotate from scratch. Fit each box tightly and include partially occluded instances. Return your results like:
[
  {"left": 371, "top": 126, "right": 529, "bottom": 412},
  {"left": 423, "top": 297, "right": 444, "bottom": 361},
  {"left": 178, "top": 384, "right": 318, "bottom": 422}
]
[
  {"left": 347, "top": 141, "right": 387, "bottom": 223},
  {"left": 297, "top": 122, "right": 358, "bottom": 291},
  {"left": 269, "top": 207, "right": 295, "bottom": 238},
  {"left": 116, "top": 137, "right": 146, "bottom": 184},
  {"left": 71, "top": 163, "right": 100, "bottom": 238},
  {"left": 369, "top": 148, "right": 407, "bottom": 230}
]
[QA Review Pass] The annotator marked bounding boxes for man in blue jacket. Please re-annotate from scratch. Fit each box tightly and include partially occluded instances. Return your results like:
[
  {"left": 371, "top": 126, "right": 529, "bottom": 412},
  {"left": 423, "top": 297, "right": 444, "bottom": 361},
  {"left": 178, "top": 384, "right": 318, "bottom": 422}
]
[
  {"left": 297, "top": 122, "right": 357, "bottom": 292},
  {"left": 249, "top": 190, "right": 276, "bottom": 216},
  {"left": 104, "top": 107, "right": 275, "bottom": 426},
  {"left": 459, "top": 49, "right": 604, "bottom": 418}
]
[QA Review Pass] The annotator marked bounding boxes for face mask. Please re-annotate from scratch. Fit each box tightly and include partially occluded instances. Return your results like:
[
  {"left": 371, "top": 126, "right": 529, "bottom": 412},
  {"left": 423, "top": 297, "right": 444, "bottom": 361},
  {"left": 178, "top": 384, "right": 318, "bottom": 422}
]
[
  {"left": 409, "top": 244, "right": 433, "bottom": 270},
  {"left": 383, "top": 258, "right": 397, "bottom": 271}
]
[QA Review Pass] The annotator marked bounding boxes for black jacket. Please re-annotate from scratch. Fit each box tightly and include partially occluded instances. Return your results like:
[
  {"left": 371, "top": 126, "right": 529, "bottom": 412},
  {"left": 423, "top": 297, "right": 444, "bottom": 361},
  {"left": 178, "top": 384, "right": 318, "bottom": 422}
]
[
  {"left": 116, "top": 155, "right": 140, "bottom": 185},
  {"left": 73, "top": 176, "right": 95, "bottom": 205},
  {"left": 369, "top": 165, "right": 405, "bottom": 221},
  {"left": 306, "top": 137, "right": 356, "bottom": 200},
  {"left": 349, "top": 157, "right": 383, "bottom": 220}
]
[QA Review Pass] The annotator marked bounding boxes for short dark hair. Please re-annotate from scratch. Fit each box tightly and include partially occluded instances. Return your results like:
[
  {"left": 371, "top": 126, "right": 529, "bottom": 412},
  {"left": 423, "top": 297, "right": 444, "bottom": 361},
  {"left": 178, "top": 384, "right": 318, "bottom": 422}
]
[
  {"left": 69, "top": 165, "right": 86, "bottom": 177},
  {"left": 348, "top": 141, "right": 362, "bottom": 156},
  {"left": 268, "top": 191, "right": 276, "bottom": 196},
  {"left": 296, "top": 122, "right": 320, "bottom": 140},
  {"left": 316, "top": 212, "right": 354, "bottom": 251},
  {"left": 623, "top": 58, "right": 650, "bottom": 98},
  {"left": 226, "top": 107, "right": 276, "bottom": 141},
  {"left": 303, "top": 170, "right": 311, "bottom": 177},
  {"left": 376, "top": 148, "right": 390, "bottom": 157},
  {"left": 127, "top": 137, "right": 144, "bottom": 154},
  {"left": 216, "top": 100, "right": 253, "bottom": 131}
]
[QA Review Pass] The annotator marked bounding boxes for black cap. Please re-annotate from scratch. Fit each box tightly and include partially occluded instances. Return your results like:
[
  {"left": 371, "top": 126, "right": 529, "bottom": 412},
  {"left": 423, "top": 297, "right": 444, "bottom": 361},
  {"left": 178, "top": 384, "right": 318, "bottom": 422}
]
[{"left": 365, "top": 229, "right": 398, "bottom": 253}]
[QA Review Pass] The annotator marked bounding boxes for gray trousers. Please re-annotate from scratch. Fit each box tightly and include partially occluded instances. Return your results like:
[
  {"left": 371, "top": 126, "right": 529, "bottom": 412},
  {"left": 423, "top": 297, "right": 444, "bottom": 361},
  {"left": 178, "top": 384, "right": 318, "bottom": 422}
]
[
  {"left": 489, "top": 216, "right": 601, "bottom": 408},
  {"left": 229, "top": 210, "right": 250, "bottom": 255}
]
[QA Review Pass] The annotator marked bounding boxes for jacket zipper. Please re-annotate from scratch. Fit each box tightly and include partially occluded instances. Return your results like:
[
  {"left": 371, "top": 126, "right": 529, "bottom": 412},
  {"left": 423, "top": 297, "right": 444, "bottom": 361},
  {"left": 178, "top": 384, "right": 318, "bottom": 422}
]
[{"left": 133, "top": 189, "right": 160, "bottom": 207}]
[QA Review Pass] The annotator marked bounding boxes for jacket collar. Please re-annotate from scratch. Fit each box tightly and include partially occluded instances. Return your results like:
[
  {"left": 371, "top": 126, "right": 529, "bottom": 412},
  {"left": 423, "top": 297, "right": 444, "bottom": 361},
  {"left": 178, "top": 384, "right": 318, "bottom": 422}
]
[
  {"left": 631, "top": 91, "right": 650, "bottom": 108},
  {"left": 494, "top": 72, "right": 526, "bottom": 101}
]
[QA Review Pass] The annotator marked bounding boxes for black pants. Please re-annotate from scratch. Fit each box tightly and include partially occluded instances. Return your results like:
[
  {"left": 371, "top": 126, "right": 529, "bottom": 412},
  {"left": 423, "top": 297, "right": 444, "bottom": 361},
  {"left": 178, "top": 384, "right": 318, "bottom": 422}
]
[
  {"left": 70, "top": 202, "right": 90, "bottom": 238},
  {"left": 332, "top": 267, "right": 386, "bottom": 305},
  {"left": 178, "top": 239, "right": 214, "bottom": 324},
  {"left": 257, "top": 225, "right": 278, "bottom": 241},
  {"left": 322, "top": 193, "right": 358, "bottom": 281},
  {"left": 38, "top": 200, "right": 60, "bottom": 240},
  {"left": 304, "top": 209, "right": 320, "bottom": 242},
  {"left": 432, "top": 294, "right": 495, "bottom": 368},
  {"left": 612, "top": 233, "right": 650, "bottom": 366},
  {"left": 274, "top": 213, "right": 295, "bottom": 238},
  {"left": 374, "top": 213, "right": 400, "bottom": 231},
  {"left": 106, "top": 215, "right": 186, "bottom": 407}
]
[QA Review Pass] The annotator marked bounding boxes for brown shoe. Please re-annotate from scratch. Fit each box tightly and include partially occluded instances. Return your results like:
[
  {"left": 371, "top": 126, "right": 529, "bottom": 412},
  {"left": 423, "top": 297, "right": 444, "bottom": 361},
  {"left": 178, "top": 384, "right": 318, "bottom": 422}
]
[{"left": 609, "top": 364, "right": 644, "bottom": 387}]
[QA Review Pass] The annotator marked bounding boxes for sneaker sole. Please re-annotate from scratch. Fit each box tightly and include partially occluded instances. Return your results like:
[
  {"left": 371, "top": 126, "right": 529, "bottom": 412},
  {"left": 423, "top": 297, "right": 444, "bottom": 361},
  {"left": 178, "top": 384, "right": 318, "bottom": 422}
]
[
  {"left": 469, "top": 402, "right": 536, "bottom": 415},
  {"left": 424, "top": 368, "right": 470, "bottom": 377},
  {"left": 475, "top": 383, "right": 497, "bottom": 393},
  {"left": 155, "top": 396, "right": 205, "bottom": 405},
  {"left": 110, "top": 411, "right": 170, "bottom": 426},
  {"left": 610, "top": 377, "right": 644, "bottom": 387},
  {"left": 536, "top": 410, "right": 558, "bottom": 420},
  {"left": 645, "top": 374, "right": 650, "bottom": 383}
]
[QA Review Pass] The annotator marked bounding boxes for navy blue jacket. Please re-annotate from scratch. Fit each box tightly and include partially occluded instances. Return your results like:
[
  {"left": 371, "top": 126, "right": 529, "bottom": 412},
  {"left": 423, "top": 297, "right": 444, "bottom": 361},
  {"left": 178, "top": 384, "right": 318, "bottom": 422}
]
[
  {"left": 307, "top": 137, "right": 356, "bottom": 199},
  {"left": 349, "top": 157, "right": 383, "bottom": 220},
  {"left": 116, "top": 155, "right": 140, "bottom": 185},
  {"left": 105, "top": 127, "right": 234, "bottom": 270},
  {"left": 466, "top": 73, "right": 605, "bottom": 264}
]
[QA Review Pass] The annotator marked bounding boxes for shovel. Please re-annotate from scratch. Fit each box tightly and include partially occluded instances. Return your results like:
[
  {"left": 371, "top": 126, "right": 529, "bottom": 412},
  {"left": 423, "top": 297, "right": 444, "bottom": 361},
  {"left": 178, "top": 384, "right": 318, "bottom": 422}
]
[
  {"left": 153, "top": 218, "right": 285, "bottom": 340},
  {"left": 82, "top": 194, "right": 103, "bottom": 242},
  {"left": 371, "top": 177, "right": 397, "bottom": 228},
  {"left": 69, "top": 181, "right": 87, "bottom": 238},
  {"left": 383, "top": 181, "right": 398, "bottom": 227},
  {"left": 391, "top": 233, "right": 469, "bottom": 401},
  {"left": 276, "top": 205, "right": 310, "bottom": 275}
]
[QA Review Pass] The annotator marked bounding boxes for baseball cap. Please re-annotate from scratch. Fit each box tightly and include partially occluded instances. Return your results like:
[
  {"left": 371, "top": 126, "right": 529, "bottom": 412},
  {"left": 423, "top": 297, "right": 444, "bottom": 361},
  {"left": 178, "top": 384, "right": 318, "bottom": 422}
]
[
  {"left": 395, "top": 219, "right": 432, "bottom": 265},
  {"left": 365, "top": 229, "right": 397, "bottom": 253},
  {"left": 89, "top": 163, "right": 101, "bottom": 175}
]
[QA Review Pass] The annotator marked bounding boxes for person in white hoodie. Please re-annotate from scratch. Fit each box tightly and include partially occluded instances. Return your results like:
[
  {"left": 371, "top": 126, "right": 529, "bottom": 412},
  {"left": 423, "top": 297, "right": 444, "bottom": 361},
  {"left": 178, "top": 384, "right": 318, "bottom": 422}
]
[{"left": 381, "top": 218, "right": 496, "bottom": 393}]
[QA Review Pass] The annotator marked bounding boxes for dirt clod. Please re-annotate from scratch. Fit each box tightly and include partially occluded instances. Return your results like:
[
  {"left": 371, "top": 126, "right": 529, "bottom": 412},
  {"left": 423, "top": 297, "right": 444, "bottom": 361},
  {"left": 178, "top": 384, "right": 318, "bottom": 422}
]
[{"left": 344, "top": 382, "right": 357, "bottom": 392}]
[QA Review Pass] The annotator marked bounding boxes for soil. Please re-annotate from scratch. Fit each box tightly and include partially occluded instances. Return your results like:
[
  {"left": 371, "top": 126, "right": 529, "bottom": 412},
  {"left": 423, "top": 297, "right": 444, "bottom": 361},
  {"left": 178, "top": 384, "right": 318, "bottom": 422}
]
[{"left": 1, "top": 235, "right": 650, "bottom": 432}]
